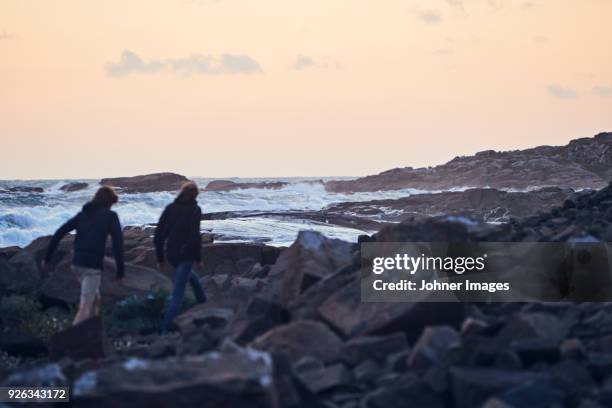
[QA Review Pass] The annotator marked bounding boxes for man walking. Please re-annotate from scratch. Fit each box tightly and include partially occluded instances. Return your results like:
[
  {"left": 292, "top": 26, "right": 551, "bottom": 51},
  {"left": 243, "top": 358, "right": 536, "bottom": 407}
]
[{"left": 154, "top": 181, "right": 206, "bottom": 332}]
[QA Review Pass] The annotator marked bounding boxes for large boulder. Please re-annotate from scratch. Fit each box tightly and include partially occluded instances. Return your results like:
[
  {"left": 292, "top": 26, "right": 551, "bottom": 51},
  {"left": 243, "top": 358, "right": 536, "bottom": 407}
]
[
  {"left": 71, "top": 346, "right": 276, "bottom": 408},
  {"left": 100, "top": 173, "right": 189, "bottom": 193},
  {"left": 0, "top": 249, "right": 41, "bottom": 293},
  {"left": 251, "top": 320, "right": 343, "bottom": 364},
  {"left": 204, "top": 179, "right": 288, "bottom": 192},
  {"left": 49, "top": 316, "right": 108, "bottom": 360},
  {"left": 60, "top": 182, "right": 89, "bottom": 192},
  {"left": 450, "top": 367, "right": 543, "bottom": 408},
  {"left": 200, "top": 243, "right": 282, "bottom": 277},
  {"left": 40, "top": 257, "right": 173, "bottom": 307},
  {"left": 318, "top": 276, "right": 465, "bottom": 340},
  {"left": 264, "top": 231, "right": 354, "bottom": 305}
]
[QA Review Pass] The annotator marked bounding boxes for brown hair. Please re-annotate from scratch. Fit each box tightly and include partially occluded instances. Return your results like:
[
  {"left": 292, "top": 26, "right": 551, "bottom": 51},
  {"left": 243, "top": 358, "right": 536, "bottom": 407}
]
[
  {"left": 92, "top": 186, "right": 119, "bottom": 208},
  {"left": 179, "top": 181, "right": 199, "bottom": 201}
]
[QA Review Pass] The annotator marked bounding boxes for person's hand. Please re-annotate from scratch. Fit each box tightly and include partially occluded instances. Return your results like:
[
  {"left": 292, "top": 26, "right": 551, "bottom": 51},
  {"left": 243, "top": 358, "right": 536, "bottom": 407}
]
[
  {"left": 194, "top": 261, "right": 203, "bottom": 273},
  {"left": 40, "top": 260, "right": 49, "bottom": 273}
]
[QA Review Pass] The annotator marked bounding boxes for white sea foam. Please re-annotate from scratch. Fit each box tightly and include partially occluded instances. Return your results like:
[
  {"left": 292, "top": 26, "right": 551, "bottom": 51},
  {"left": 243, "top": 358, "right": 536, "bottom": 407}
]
[{"left": 0, "top": 178, "right": 441, "bottom": 247}]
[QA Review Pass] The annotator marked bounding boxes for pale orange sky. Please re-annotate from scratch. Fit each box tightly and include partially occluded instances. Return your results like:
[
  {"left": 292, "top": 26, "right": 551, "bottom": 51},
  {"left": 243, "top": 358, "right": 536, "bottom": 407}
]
[{"left": 1, "top": 0, "right": 611, "bottom": 179}]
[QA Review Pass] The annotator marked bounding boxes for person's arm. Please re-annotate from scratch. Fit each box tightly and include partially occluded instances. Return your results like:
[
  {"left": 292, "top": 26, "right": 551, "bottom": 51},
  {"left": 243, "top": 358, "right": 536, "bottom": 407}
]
[
  {"left": 154, "top": 206, "right": 170, "bottom": 263},
  {"left": 44, "top": 215, "right": 79, "bottom": 264},
  {"left": 192, "top": 206, "right": 202, "bottom": 263},
  {"left": 109, "top": 212, "right": 125, "bottom": 279}
]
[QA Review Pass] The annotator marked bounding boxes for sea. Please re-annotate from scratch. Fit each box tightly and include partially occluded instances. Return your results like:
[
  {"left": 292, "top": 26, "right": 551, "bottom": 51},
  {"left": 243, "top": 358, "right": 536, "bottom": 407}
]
[{"left": 0, "top": 178, "right": 434, "bottom": 248}]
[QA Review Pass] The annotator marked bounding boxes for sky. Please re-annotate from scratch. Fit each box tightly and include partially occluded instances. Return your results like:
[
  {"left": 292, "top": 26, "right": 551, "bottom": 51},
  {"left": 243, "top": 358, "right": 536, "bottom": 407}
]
[{"left": 1, "top": 0, "right": 611, "bottom": 180}]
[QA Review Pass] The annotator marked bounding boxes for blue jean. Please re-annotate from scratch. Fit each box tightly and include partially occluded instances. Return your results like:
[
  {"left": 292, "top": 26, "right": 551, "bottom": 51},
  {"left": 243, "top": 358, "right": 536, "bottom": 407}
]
[{"left": 162, "top": 261, "right": 206, "bottom": 332}]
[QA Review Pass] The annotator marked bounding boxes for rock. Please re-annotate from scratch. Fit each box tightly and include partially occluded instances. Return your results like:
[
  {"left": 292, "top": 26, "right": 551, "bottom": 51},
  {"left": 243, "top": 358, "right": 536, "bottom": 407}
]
[
  {"left": 296, "top": 363, "right": 352, "bottom": 393},
  {"left": 560, "top": 338, "right": 586, "bottom": 360},
  {"left": 0, "top": 331, "right": 47, "bottom": 357},
  {"left": 200, "top": 243, "right": 282, "bottom": 277},
  {"left": 353, "top": 360, "right": 382, "bottom": 383},
  {"left": 204, "top": 179, "right": 288, "bottom": 192},
  {"left": 496, "top": 313, "right": 569, "bottom": 345},
  {"left": 323, "top": 187, "right": 574, "bottom": 224},
  {"left": 0, "top": 249, "right": 41, "bottom": 293},
  {"left": 341, "top": 333, "right": 408, "bottom": 366},
  {"left": 288, "top": 263, "right": 359, "bottom": 321},
  {"left": 229, "top": 297, "right": 290, "bottom": 344},
  {"left": 318, "top": 276, "right": 465, "bottom": 340},
  {"left": 148, "top": 337, "right": 177, "bottom": 359},
  {"left": 408, "top": 326, "right": 461, "bottom": 369},
  {"left": 72, "top": 346, "right": 276, "bottom": 408},
  {"left": 60, "top": 182, "right": 89, "bottom": 192},
  {"left": 449, "top": 367, "right": 543, "bottom": 408},
  {"left": 362, "top": 373, "right": 446, "bottom": 408},
  {"left": 100, "top": 172, "right": 189, "bottom": 193},
  {"left": 49, "top": 316, "right": 108, "bottom": 360},
  {"left": 0, "top": 246, "right": 20, "bottom": 260},
  {"left": 174, "top": 305, "right": 235, "bottom": 336},
  {"left": 511, "top": 338, "right": 561, "bottom": 366},
  {"left": 265, "top": 231, "right": 354, "bottom": 305},
  {"left": 4, "top": 186, "right": 44, "bottom": 193},
  {"left": 1, "top": 363, "right": 67, "bottom": 387},
  {"left": 251, "top": 320, "right": 343, "bottom": 364},
  {"left": 483, "top": 379, "right": 565, "bottom": 408},
  {"left": 461, "top": 317, "right": 490, "bottom": 336},
  {"left": 326, "top": 132, "right": 612, "bottom": 192},
  {"left": 40, "top": 258, "right": 173, "bottom": 307}
]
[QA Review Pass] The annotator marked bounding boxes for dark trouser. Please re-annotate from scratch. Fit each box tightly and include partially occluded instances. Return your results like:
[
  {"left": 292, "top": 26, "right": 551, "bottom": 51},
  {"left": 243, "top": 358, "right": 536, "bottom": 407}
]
[{"left": 162, "top": 261, "right": 206, "bottom": 332}]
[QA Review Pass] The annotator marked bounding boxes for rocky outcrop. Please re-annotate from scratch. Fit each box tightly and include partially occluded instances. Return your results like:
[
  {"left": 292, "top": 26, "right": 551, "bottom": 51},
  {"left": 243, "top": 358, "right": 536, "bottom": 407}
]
[
  {"left": 200, "top": 187, "right": 575, "bottom": 233},
  {"left": 326, "top": 132, "right": 612, "bottom": 192},
  {"left": 59, "top": 182, "right": 89, "bottom": 192},
  {"left": 1, "top": 186, "right": 44, "bottom": 193},
  {"left": 71, "top": 344, "right": 276, "bottom": 408},
  {"left": 204, "top": 179, "right": 288, "bottom": 192},
  {"left": 100, "top": 172, "right": 189, "bottom": 193},
  {"left": 322, "top": 187, "right": 575, "bottom": 224}
]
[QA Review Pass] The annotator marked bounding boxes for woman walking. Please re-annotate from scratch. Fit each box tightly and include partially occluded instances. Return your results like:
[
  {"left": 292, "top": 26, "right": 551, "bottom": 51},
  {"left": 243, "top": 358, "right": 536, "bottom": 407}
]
[{"left": 43, "top": 186, "right": 124, "bottom": 325}]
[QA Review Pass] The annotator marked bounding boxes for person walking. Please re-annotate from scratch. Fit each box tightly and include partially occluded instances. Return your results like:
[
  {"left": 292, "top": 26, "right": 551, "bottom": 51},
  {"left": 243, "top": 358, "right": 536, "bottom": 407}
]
[
  {"left": 43, "top": 186, "right": 124, "bottom": 325},
  {"left": 154, "top": 181, "right": 206, "bottom": 332}
]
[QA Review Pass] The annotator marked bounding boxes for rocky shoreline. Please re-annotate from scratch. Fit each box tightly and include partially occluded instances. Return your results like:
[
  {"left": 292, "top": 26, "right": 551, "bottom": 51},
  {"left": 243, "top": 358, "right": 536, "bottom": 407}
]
[
  {"left": 326, "top": 132, "right": 612, "bottom": 193},
  {"left": 2, "top": 182, "right": 612, "bottom": 407}
]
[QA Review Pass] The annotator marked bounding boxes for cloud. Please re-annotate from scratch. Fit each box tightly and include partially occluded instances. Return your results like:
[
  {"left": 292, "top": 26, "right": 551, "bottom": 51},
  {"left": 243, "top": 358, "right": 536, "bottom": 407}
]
[
  {"left": 521, "top": 1, "right": 535, "bottom": 10},
  {"left": 106, "top": 50, "right": 165, "bottom": 77},
  {"left": 106, "top": 50, "right": 262, "bottom": 77},
  {"left": 487, "top": 0, "right": 504, "bottom": 10},
  {"left": 0, "top": 30, "right": 15, "bottom": 40},
  {"left": 292, "top": 55, "right": 316, "bottom": 70},
  {"left": 445, "top": 0, "right": 464, "bottom": 7},
  {"left": 418, "top": 11, "right": 442, "bottom": 24},
  {"left": 291, "top": 55, "right": 341, "bottom": 71},
  {"left": 169, "top": 53, "right": 262, "bottom": 75},
  {"left": 593, "top": 86, "right": 612, "bottom": 97},
  {"left": 547, "top": 85, "right": 578, "bottom": 100}
]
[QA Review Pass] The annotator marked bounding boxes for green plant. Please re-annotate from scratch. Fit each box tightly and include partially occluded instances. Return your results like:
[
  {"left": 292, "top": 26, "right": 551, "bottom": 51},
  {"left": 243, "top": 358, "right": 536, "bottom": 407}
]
[
  {"left": 0, "top": 295, "right": 73, "bottom": 338},
  {"left": 106, "top": 289, "right": 196, "bottom": 336}
]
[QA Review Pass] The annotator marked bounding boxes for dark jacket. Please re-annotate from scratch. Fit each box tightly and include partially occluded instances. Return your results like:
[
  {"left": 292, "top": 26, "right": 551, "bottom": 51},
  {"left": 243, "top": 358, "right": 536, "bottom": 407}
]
[
  {"left": 44, "top": 202, "right": 125, "bottom": 278},
  {"left": 154, "top": 194, "right": 202, "bottom": 266}
]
